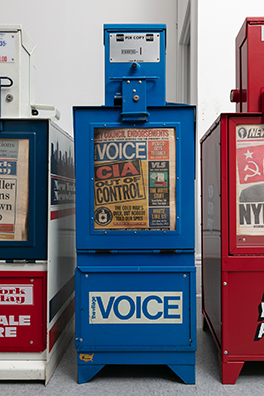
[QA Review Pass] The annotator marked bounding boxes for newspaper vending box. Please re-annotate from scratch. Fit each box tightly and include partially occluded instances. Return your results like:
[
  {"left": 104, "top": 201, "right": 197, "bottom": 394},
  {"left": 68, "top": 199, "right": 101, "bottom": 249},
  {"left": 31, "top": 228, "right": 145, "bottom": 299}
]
[
  {"left": 201, "top": 18, "right": 264, "bottom": 384},
  {"left": 0, "top": 26, "right": 75, "bottom": 384},
  {"left": 74, "top": 25, "right": 196, "bottom": 384}
]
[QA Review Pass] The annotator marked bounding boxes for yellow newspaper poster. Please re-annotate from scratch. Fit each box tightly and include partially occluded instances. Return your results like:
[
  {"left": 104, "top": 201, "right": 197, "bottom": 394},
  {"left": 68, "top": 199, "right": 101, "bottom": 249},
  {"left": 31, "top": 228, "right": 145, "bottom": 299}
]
[
  {"left": 0, "top": 139, "right": 29, "bottom": 240},
  {"left": 94, "top": 128, "right": 176, "bottom": 230}
]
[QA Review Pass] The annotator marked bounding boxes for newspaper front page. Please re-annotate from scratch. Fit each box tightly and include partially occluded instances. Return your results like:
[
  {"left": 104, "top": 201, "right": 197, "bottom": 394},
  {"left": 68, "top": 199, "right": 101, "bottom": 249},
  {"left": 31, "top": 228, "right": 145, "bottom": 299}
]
[
  {"left": 236, "top": 125, "right": 264, "bottom": 235},
  {"left": 94, "top": 128, "right": 176, "bottom": 231},
  {"left": 0, "top": 139, "right": 29, "bottom": 240}
]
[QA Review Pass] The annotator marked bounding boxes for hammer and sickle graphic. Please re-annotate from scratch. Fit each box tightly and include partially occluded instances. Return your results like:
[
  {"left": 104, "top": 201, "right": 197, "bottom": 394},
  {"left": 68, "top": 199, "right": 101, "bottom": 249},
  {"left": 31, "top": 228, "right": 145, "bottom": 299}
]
[{"left": 244, "top": 161, "right": 261, "bottom": 181}]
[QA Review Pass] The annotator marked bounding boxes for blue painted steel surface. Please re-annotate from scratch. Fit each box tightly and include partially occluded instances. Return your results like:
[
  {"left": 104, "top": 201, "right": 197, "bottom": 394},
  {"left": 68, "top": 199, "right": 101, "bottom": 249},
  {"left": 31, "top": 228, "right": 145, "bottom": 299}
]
[
  {"left": 75, "top": 263, "right": 196, "bottom": 384},
  {"left": 75, "top": 264, "right": 196, "bottom": 349},
  {"left": 121, "top": 78, "right": 149, "bottom": 121},
  {"left": 76, "top": 251, "right": 195, "bottom": 267},
  {"left": 104, "top": 25, "right": 166, "bottom": 108},
  {"left": 74, "top": 24, "right": 196, "bottom": 384},
  {"left": 0, "top": 119, "right": 48, "bottom": 260},
  {"left": 74, "top": 105, "right": 195, "bottom": 251}
]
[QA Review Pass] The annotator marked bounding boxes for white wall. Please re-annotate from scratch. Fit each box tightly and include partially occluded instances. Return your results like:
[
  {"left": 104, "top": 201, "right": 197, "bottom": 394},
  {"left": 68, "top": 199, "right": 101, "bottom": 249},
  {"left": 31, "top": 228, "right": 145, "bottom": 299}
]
[
  {"left": 4, "top": 0, "right": 264, "bottom": 281},
  {"left": 176, "top": 0, "right": 198, "bottom": 104},
  {"left": 198, "top": 1, "right": 242, "bottom": 134},
  {"left": 198, "top": 0, "right": 264, "bottom": 134},
  {"left": 197, "top": 0, "right": 264, "bottom": 261},
  {"left": 178, "top": 0, "right": 190, "bottom": 38},
  {"left": 2, "top": 0, "right": 177, "bottom": 135}
]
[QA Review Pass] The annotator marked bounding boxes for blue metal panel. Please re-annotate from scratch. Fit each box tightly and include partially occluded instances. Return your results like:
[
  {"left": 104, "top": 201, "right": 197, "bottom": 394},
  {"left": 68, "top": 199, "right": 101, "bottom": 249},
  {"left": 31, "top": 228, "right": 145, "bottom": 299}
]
[
  {"left": 76, "top": 251, "right": 195, "bottom": 267},
  {"left": 73, "top": 105, "right": 195, "bottom": 251},
  {"left": 104, "top": 24, "right": 167, "bottom": 35},
  {"left": 76, "top": 264, "right": 196, "bottom": 348},
  {"left": 75, "top": 260, "right": 196, "bottom": 383},
  {"left": 0, "top": 119, "right": 48, "bottom": 260},
  {"left": 77, "top": 352, "right": 195, "bottom": 384},
  {"left": 104, "top": 24, "right": 166, "bottom": 107},
  {"left": 121, "top": 79, "right": 149, "bottom": 121}
]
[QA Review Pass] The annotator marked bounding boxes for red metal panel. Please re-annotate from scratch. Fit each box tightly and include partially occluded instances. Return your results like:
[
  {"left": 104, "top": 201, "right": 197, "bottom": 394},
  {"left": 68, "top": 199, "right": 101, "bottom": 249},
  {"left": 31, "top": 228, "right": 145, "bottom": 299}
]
[
  {"left": 202, "top": 113, "right": 264, "bottom": 384},
  {"left": 222, "top": 255, "right": 264, "bottom": 272},
  {"left": 235, "top": 19, "right": 264, "bottom": 113},
  {"left": 201, "top": 118, "right": 222, "bottom": 346},
  {"left": 0, "top": 271, "right": 47, "bottom": 352},
  {"left": 226, "top": 271, "right": 264, "bottom": 356},
  {"left": 220, "top": 115, "right": 229, "bottom": 258},
  {"left": 247, "top": 23, "right": 264, "bottom": 112},
  {"left": 228, "top": 117, "right": 240, "bottom": 253},
  {"left": 241, "top": 39, "right": 248, "bottom": 113},
  {"left": 220, "top": 360, "right": 244, "bottom": 385},
  {"left": 221, "top": 271, "right": 228, "bottom": 362}
]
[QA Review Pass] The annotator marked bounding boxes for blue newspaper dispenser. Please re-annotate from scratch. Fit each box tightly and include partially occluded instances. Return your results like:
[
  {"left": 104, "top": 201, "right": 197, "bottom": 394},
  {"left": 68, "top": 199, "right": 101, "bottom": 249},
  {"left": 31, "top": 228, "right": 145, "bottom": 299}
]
[{"left": 74, "top": 24, "right": 196, "bottom": 384}]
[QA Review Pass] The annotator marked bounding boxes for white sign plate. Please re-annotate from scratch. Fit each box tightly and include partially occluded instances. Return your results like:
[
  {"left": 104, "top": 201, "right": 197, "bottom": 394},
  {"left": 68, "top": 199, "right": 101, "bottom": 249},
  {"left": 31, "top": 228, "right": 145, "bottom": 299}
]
[
  {"left": 0, "top": 33, "right": 15, "bottom": 63},
  {"left": 89, "top": 291, "right": 182, "bottom": 324},
  {"left": 0, "top": 285, "right": 33, "bottom": 305},
  {"left": 110, "top": 33, "right": 160, "bottom": 63}
]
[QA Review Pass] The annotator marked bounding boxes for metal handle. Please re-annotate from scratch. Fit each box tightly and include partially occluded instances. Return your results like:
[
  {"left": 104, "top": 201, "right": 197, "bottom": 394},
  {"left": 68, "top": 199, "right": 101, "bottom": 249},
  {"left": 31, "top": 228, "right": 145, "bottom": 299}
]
[
  {"left": 31, "top": 104, "right": 60, "bottom": 121},
  {"left": 0, "top": 76, "right": 13, "bottom": 88}
]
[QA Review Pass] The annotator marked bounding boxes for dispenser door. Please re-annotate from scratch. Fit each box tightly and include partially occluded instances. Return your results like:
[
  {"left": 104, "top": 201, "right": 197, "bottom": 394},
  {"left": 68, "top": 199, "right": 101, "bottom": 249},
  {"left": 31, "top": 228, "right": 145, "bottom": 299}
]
[
  {"left": 0, "top": 120, "right": 48, "bottom": 260},
  {"left": 229, "top": 115, "right": 264, "bottom": 254}
]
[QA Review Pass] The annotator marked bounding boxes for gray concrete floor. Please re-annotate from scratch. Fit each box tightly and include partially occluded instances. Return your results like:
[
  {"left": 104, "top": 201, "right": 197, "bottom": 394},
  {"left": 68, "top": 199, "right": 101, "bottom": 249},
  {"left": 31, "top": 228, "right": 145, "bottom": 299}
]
[{"left": 1, "top": 297, "right": 264, "bottom": 395}]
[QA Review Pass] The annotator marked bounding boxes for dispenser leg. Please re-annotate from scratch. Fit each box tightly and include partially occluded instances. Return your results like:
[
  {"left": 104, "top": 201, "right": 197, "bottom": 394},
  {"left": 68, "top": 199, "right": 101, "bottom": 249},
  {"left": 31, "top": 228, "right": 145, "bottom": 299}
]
[
  {"left": 168, "top": 363, "right": 195, "bottom": 384},
  {"left": 219, "top": 354, "right": 244, "bottom": 384},
  {"left": 77, "top": 364, "right": 105, "bottom": 384}
]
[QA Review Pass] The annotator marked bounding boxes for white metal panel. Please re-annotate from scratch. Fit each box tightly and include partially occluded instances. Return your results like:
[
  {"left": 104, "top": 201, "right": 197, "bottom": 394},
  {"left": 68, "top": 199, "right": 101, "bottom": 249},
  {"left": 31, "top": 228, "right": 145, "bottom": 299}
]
[
  {"left": 0, "top": 262, "right": 47, "bottom": 271},
  {"left": 47, "top": 121, "right": 75, "bottom": 303},
  {"left": 0, "top": 26, "right": 35, "bottom": 117},
  {"left": 109, "top": 33, "right": 160, "bottom": 63},
  {"left": 45, "top": 316, "right": 74, "bottom": 385},
  {"left": 46, "top": 121, "right": 75, "bottom": 379},
  {"left": 0, "top": 351, "right": 46, "bottom": 360},
  {"left": 0, "top": 360, "right": 45, "bottom": 380}
]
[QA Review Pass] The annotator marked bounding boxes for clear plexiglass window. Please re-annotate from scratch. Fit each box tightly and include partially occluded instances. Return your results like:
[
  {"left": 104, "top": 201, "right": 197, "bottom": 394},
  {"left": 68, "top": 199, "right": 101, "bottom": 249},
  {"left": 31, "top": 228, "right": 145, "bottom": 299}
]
[
  {"left": 236, "top": 124, "right": 264, "bottom": 237},
  {"left": 0, "top": 139, "right": 29, "bottom": 241},
  {"left": 93, "top": 127, "right": 176, "bottom": 231}
]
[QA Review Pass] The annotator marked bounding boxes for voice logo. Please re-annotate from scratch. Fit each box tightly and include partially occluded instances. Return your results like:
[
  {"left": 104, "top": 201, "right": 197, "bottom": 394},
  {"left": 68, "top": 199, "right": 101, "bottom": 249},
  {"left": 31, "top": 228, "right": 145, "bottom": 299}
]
[{"left": 89, "top": 291, "right": 183, "bottom": 324}]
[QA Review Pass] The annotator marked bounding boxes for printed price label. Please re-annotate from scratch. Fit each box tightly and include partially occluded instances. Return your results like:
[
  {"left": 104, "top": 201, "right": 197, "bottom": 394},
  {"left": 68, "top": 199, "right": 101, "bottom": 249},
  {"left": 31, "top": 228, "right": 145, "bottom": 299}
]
[{"left": 0, "top": 33, "right": 15, "bottom": 63}]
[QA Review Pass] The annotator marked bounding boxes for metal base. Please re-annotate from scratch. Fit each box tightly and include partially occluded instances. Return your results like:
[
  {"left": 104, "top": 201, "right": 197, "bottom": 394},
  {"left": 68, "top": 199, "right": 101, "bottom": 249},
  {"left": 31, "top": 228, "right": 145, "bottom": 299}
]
[
  {"left": 203, "top": 312, "right": 245, "bottom": 385},
  {"left": 168, "top": 364, "right": 195, "bottom": 384},
  {"left": 78, "top": 364, "right": 104, "bottom": 383},
  {"left": 219, "top": 355, "right": 244, "bottom": 385},
  {"left": 0, "top": 360, "right": 45, "bottom": 381},
  {"left": 77, "top": 352, "right": 196, "bottom": 384}
]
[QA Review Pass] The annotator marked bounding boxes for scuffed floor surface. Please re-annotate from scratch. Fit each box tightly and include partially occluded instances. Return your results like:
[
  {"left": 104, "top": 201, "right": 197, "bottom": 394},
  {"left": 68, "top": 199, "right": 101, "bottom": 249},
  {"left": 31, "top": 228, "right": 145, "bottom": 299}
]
[{"left": 1, "top": 297, "right": 264, "bottom": 396}]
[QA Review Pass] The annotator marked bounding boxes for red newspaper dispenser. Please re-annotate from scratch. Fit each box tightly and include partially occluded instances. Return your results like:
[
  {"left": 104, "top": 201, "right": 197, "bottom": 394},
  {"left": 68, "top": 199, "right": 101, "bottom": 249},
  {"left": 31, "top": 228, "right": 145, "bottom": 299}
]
[{"left": 201, "top": 17, "right": 264, "bottom": 384}]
